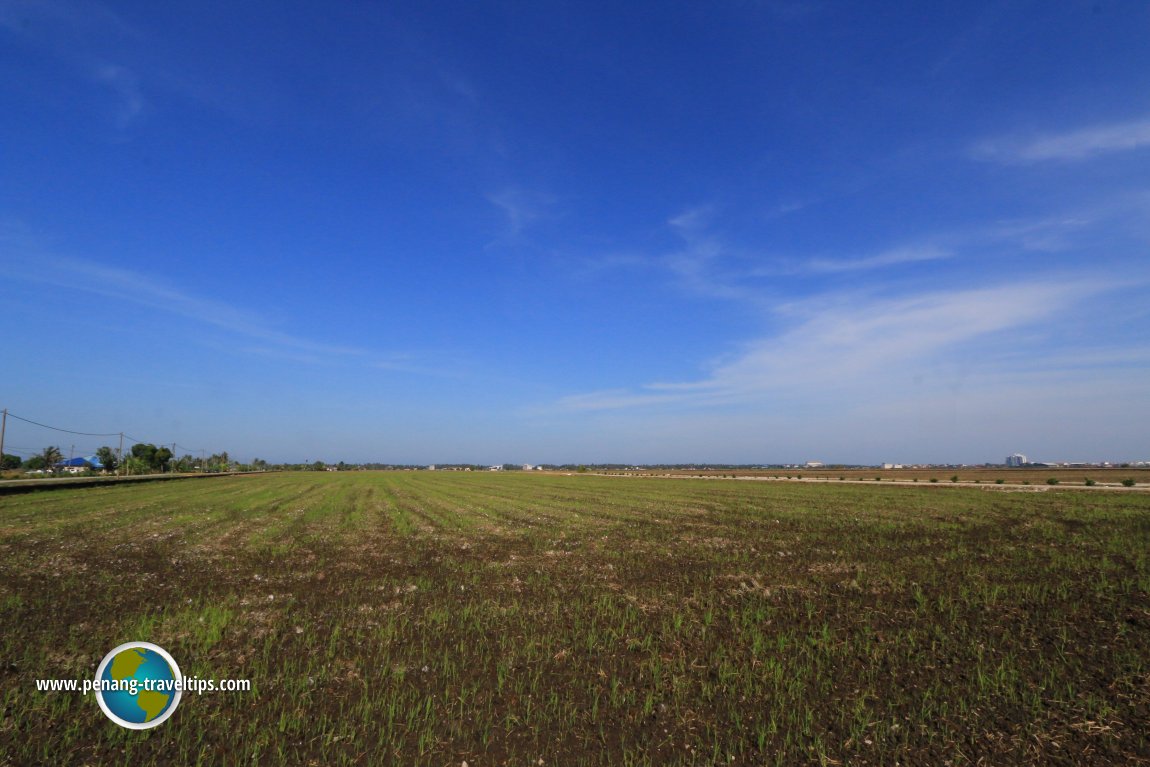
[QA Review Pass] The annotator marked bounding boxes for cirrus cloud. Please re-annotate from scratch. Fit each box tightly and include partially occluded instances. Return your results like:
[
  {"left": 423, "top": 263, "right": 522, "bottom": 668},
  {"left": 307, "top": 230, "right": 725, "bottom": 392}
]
[{"left": 973, "top": 116, "right": 1150, "bottom": 163}]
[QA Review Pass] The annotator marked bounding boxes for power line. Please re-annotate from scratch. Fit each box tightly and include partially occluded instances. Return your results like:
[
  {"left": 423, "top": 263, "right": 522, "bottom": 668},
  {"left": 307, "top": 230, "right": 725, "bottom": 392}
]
[
  {"left": 6, "top": 446, "right": 102, "bottom": 454},
  {"left": 5, "top": 411, "right": 120, "bottom": 437},
  {"left": 3, "top": 410, "right": 220, "bottom": 466}
]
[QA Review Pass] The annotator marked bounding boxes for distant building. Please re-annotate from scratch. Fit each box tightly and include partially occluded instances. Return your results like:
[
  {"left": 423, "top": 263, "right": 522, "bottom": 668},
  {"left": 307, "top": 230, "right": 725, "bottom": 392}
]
[
  {"left": 805, "top": 461, "right": 825, "bottom": 468},
  {"left": 55, "top": 456, "right": 103, "bottom": 474},
  {"left": 1006, "top": 454, "right": 1028, "bottom": 467}
]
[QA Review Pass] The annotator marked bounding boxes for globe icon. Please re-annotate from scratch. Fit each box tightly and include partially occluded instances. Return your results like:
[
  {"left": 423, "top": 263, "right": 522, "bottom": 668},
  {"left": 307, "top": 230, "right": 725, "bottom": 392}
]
[{"left": 94, "top": 643, "right": 182, "bottom": 729}]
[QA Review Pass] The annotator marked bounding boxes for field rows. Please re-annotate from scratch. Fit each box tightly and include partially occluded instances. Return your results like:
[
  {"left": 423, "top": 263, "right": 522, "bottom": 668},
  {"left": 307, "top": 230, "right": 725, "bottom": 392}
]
[{"left": 2, "top": 472, "right": 1149, "bottom": 765}]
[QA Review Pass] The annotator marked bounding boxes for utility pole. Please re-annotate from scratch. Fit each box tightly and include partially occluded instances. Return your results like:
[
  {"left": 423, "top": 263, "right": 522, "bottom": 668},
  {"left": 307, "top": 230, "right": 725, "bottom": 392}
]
[
  {"left": 118, "top": 433, "right": 124, "bottom": 476},
  {"left": 171, "top": 443, "right": 176, "bottom": 474},
  {"left": 0, "top": 409, "right": 7, "bottom": 466}
]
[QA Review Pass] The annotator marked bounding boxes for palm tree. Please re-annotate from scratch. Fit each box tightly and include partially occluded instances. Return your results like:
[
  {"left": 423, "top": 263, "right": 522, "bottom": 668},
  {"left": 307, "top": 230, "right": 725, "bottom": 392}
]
[{"left": 40, "top": 446, "right": 63, "bottom": 473}]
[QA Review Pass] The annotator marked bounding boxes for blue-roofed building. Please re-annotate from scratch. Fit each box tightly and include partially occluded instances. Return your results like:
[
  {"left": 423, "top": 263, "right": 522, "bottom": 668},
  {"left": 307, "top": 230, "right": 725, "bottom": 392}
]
[{"left": 55, "top": 456, "right": 104, "bottom": 473}]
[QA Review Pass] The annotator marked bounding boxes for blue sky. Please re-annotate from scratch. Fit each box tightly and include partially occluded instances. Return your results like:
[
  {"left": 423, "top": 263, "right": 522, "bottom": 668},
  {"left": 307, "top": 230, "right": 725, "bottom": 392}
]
[{"left": 2, "top": 0, "right": 1148, "bottom": 465}]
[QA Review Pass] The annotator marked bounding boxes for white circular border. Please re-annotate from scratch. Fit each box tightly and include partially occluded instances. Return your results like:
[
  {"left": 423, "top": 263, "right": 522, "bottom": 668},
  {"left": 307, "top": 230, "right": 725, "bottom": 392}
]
[{"left": 93, "top": 641, "right": 183, "bottom": 730}]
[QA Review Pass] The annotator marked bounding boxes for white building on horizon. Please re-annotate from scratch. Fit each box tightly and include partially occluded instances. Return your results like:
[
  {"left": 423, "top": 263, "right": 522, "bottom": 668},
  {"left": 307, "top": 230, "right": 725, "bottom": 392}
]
[{"left": 1005, "top": 453, "right": 1028, "bottom": 467}]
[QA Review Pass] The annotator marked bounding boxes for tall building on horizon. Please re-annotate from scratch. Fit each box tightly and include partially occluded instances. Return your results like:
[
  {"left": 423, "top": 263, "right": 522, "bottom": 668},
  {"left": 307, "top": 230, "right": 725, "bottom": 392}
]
[{"left": 1005, "top": 453, "right": 1028, "bottom": 467}]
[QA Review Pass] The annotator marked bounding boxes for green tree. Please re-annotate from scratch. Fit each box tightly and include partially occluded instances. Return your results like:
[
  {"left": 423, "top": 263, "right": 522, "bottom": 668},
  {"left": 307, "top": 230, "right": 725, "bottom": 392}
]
[
  {"left": 23, "top": 455, "right": 47, "bottom": 471},
  {"left": 129, "top": 443, "right": 175, "bottom": 472},
  {"left": 95, "top": 446, "right": 119, "bottom": 474},
  {"left": 123, "top": 455, "right": 149, "bottom": 475},
  {"left": 1, "top": 454, "right": 21, "bottom": 470},
  {"left": 39, "top": 446, "right": 63, "bottom": 473},
  {"left": 131, "top": 443, "right": 158, "bottom": 469},
  {"left": 173, "top": 454, "right": 196, "bottom": 473},
  {"left": 153, "top": 447, "right": 173, "bottom": 472},
  {"left": 205, "top": 452, "right": 230, "bottom": 472}
]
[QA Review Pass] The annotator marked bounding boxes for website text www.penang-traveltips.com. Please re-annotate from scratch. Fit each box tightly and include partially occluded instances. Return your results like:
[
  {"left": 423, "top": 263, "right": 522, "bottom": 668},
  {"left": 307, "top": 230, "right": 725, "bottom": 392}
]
[{"left": 36, "top": 676, "right": 251, "bottom": 695}]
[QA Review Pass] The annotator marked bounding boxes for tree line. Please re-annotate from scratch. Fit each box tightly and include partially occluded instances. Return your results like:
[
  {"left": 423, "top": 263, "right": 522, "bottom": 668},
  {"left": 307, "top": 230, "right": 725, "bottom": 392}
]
[{"left": 0, "top": 445, "right": 246, "bottom": 476}]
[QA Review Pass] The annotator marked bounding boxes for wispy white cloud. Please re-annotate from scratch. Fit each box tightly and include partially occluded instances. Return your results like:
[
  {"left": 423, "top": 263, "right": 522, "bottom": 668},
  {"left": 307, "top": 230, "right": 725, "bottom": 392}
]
[
  {"left": 792, "top": 245, "right": 952, "bottom": 275},
  {"left": 985, "top": 216, "right": 1093, "bottom": 252},
  {"left": 1, "top": 0, "right": 147, "bottom": 131},
  {"left": 555, "top": 278, "right": 1119, "bottom": 412},
  {"left": 570, "top": 252, "right": 654, "bottom": 278},
  {"left": 486, "top": 188, "right": 555, "bottom": 242},
  {"left": 94, "top": 63, "right": 144, "bottom": 128},
  {"left": 620, "top": 192, "right": 1150, "bottom": 293},
  {"left": 763, "top": 200, "right": 812, "bottom": 219},
  {"left": 554, "top": 388, "right": 691, "bottom": 412},
  {"left": 3, "top": 222, "right": 477, "bottom": 376},
  {"left": 974, "top": 116, "right": 1150, "bottom": 163},
  {"left": 638, "top": 207, "right": 955, "bottom": 296},
  {"left": 563, "top": 204, "right": 760, "bottom": 299},
  {"left": 21, "top": 258, "right": 368, "bottom": 359},
  {"left": 667, "top": 205, "right": 715, "bottom": 236},
  {"left": 660, "top": 205, "right": 759, "bottom": 302},
  {"left": 573, "top": 207, "right": 956, "bottom": 305}
]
